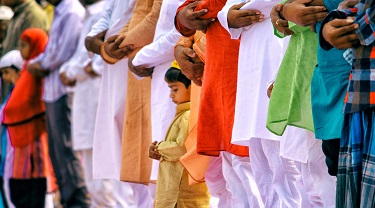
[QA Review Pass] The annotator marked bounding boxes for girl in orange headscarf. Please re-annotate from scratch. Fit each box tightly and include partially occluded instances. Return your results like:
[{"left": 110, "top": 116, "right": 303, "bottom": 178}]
[{"left": 2, "top": 28, "right": 55, "bottom": 208}]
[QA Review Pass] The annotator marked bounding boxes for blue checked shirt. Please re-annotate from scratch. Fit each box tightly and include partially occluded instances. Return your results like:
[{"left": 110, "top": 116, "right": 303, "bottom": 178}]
[
  {"left": 31, "top": 0, "right": 85, "bottom": 102},
  {"left": 320, "top": 3, "right": 375, "bottom": 113}
]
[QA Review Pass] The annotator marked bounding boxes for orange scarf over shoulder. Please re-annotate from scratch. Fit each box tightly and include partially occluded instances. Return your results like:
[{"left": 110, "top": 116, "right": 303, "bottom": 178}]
[{"left": 3, "top": 28, "right": 48, "bottom": 147}]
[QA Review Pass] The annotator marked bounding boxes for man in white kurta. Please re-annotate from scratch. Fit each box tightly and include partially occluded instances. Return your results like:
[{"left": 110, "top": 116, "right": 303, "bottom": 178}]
[
  {"left": 130, "top": 0, "right": 183, "bottom": 185},
  {"left": 84, "top": 0, "right": 139, "bottom": 207},
  {"left": 59, "top": 0, "right": 126, "bottom": 206},
  {"left": 218, "top": 1, "right": 302, "bottom": 207}
]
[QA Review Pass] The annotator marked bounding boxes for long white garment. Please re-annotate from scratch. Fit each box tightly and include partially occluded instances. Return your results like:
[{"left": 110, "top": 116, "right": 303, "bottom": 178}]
[
  {"left": 87, "top": 0, "right": 135, "bottom": 180},
  {"left": 280, "top": 127, "right": 315, "bottom": 163},
  {"left": 3, "top": 136, "right": 13, "bottom": 208},
  {"left": 222, "top": 152, "right": 264, "bottom": 208},
  {"left": 59, "top": 1, "right": 105, "bottom": 151},
  {"left": 204, "top": 155, "right": 233, "bottom": 208},
  {"left": 218, "top": 0, "right": 287, "bottom": 145},
  {"left": 79, "top": 149, "right": 135, "bottom": 208},
  {"left": 132, "top": 0, "right": 184, "bottom": 180},
  {"left": 282, "top": 127, "right": 336, "bottom": 208}
]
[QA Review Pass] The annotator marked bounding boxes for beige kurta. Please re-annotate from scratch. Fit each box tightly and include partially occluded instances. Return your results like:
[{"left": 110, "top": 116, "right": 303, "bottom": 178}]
[
  {"left": 119, "top": 0, "right": 163, "bottom": 184},
  {"left": 154, "top": 102, "right": 210, "bottom": 208}
]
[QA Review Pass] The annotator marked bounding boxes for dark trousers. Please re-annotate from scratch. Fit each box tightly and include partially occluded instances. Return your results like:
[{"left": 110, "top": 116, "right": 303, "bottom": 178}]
[
  {"left": 45, "top": 94, "right": 90, "bottom": 207},
  {"left": 9, "top": 178, "right": 46, "bottom": 208},
  {"left": 321, "top": 139, "right": 340, "bottom": 176}
]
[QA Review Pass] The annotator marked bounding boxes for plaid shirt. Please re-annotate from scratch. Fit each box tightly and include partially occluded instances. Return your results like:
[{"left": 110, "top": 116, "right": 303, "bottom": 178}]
[{"left": 320, "top": 4, "right": 375, "bottom": 113}]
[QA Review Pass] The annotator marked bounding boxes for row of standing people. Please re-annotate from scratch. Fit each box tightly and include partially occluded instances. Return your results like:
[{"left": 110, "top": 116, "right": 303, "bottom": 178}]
[{"left": 0, "top": 0, "right": 370, "bottom": 207}]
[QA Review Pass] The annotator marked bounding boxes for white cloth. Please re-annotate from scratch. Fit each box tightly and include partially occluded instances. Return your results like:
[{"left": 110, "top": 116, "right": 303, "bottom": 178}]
[
  {"left": 132, "top": 0, "right": 184, "bottom": 180},
  {"left": 59, "top": 1, "right": 105, "bottom": 151},
  {"left": 280, "top": 127, "right": 316, "bottom": 163},
  {"left": 248, "top": 138, "right": 302, "bottom": 208},
  {"left": 0, "top": 50, "right": 24, "bottom": 70},
  {"left": 3, "top": 135, "right": 14, "bottom": 208},
  {"left": 222, "top": 152, "right": 264, "bottom": 208},
  {"left": 129, "top": 183, "right": 153, "bottom": 208},
  {"left": 80, "top": 149, "right": 135, "bottom": 207},
  {"left": 231, "top": 154, "right": 264, "bottom": 207},
  {"left": 282, "top": 128, "right": 336, "bottom": 208},
  {"left": 87, "top": 0, "right": 135, "bottom": 180},
  {"left": 205, "top": 155, "right": 232, "bottom": 208},
  {"left": 218, "top": 0, "right": 287, "bottom": 145}
]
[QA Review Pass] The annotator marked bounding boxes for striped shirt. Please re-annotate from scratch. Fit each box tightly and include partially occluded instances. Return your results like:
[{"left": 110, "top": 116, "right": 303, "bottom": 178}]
[{"left": 32, "top": 0, "right": 85, "bottom": 102}]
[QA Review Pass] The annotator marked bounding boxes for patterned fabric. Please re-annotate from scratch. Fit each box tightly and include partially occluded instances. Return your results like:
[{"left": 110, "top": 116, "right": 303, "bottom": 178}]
[
  {"left": 337, "top": 109, "right": 375, "bottom": 208},
  {"left": 343, "top": 49, "right": 353, "bottom": 65},
  {"left": 11, "top": 133, "right": 49, "bottom": 179},
  {"left": 320, "top": 5, "right": 375, "bottom": 113}
]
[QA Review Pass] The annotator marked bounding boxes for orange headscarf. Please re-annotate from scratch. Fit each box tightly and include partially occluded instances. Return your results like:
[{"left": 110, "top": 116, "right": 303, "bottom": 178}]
[{"left": 3, "top": 28, "right": 48, "bottom": 147}]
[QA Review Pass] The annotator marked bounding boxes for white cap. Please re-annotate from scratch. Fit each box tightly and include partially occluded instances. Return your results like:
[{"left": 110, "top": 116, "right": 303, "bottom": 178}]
[
  {"left": 0, "top": 50, "right": 25, "bottom": 71},
  {"left": 0, "top": 6, "right": 13, "bottom": 20}
]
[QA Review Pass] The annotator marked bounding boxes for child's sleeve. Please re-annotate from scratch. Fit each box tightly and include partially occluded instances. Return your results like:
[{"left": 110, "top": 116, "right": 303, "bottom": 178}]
[{"left": 157, "top": 112, "right": 190, "bottom": 162}]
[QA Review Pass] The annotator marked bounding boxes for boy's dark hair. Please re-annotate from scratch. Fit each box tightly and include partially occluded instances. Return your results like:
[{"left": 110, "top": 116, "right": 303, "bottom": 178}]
[{"left": 165, "top": 67, "right": 191, "bottom": 89}]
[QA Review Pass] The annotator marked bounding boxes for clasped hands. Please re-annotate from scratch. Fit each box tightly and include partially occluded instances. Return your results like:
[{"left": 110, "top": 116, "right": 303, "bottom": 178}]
[
  {"left": 149, "top": 141, "right": 161, "bottom": 160},
  {"left": 321, "top": 0, "right": 360, "bottom": 50},
  {"left": 272, "top": 0, "right": 328, "bottom": 34},
  {"left": 103, "top": 35, "right": 135, "bottom": 60},
  {"left": 174, "top": 45, "right": 204, "bottom": 86}
]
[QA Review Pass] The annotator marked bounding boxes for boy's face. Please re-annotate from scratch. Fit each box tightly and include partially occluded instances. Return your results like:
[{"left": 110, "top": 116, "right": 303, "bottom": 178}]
[
  {"left": 0, "top": 67, "right": 19, "bottom": 84},
  {"left": 168, "top": 81, "right": 190, "bottom": 104}
]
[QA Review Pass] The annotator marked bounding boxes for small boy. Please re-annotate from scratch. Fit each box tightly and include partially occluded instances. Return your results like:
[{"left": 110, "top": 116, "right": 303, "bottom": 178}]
[
  {"left": 149, "top": 61, "right": 210, "bottom": 208},
  {"left": 0, "top": 50, "right": 23, "bottom": 85}
]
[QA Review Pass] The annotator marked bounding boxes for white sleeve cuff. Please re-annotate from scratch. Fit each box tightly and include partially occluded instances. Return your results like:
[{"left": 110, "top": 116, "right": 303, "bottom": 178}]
[{"left": 217, "top": 4, "right": 243, "bottom": 40}]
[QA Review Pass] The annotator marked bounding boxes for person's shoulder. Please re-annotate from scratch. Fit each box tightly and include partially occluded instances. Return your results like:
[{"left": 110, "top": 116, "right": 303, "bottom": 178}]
[
  {"left": 25, "top": 1, "right": 48, "bottom": 19},
  {"left": 180, "top": 110, "right": 190, "bottom": 120},
  {"left": 71, "top": 0, "right": 85, "bottom": 14}
]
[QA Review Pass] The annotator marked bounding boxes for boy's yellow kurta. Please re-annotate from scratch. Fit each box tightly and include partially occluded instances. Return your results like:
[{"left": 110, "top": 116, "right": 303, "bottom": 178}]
[{"left": 155, "top": 102, "right": 210, "bottom": 208}]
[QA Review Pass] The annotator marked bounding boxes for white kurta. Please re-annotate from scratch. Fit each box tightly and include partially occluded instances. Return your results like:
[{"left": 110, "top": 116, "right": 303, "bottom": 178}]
[
  {"left": 218, "top": 0, "right": 287, "bottom": 145},
  {"left": 218, "top": 2, "right": 302, "bottom": 208},
  {"left": 59, "top": 1, "right": 105, "bottom": 151},
  {"left": 86, "top": 0, "right": 135, "bottom": 180},
  {"left": 132, "top": 0, "right": 184, "bottom": 180}
]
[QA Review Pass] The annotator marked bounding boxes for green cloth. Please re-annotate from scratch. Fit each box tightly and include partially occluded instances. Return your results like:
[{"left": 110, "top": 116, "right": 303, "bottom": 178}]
[
  {"left": 267, "top": 27, "right": 317, "bottom": 135},
  {"left": 2, "top": 0, "right": 49, "bottom": 55}
]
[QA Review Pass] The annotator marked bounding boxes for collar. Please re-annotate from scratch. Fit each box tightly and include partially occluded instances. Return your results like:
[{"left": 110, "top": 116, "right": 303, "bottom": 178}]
[
  {"left": 176, "top": 102, "right": 190, "bottom": 115},
  {"left": 87, "top": 1, "right": 105, "bottom": 15},
  {"left": 54, "top": 0, "right": 72, "bottom": 15},
  {"left": 13, "top": 0, "right": 32, "bottom": 16}
]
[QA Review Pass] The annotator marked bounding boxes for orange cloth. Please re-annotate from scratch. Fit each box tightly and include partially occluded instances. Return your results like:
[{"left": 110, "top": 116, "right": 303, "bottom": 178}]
[
  {"left": 3, "top": 28, "right": 48, "bottom": 148},
  {"left": 180, "top": 83, "right": 211, "bottom": 185},
  {"left": 176, "top": 33, "right": 210, "bottom": 185},
  {"left": 120, "top": 0, "right": 162, "bottom": 184},
  {"left": 175, "top": 0, "right": 249, "bottom": 157}
]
